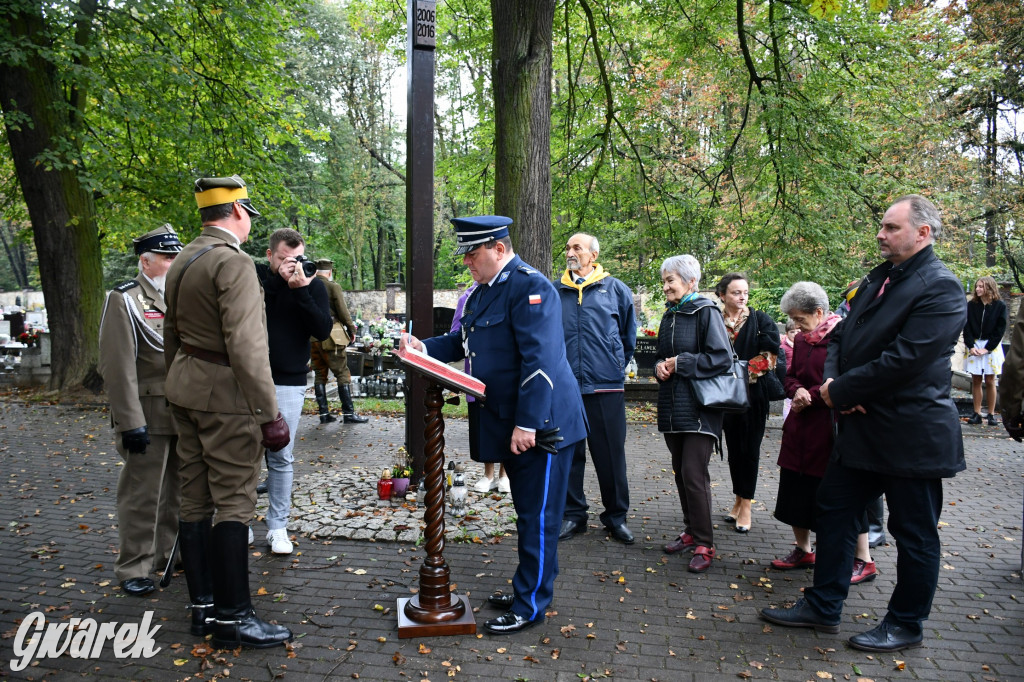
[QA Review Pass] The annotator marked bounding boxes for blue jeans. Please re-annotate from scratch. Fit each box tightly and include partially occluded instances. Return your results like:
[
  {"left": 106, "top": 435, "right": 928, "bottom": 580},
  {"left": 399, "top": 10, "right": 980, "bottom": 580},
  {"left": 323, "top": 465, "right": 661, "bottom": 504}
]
[{"left": 266, "top": 384, "right": 305, "bottom": 531}]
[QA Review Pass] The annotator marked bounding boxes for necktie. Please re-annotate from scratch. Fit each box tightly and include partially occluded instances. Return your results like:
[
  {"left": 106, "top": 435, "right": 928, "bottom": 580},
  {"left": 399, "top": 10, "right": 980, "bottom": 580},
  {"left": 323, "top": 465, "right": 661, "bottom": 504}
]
[
  {"left": 576, "top": 277, "right": 585, "bottom": 285},
  {"left": 874, "top": 277, "right": 890, "bottom": 299}
]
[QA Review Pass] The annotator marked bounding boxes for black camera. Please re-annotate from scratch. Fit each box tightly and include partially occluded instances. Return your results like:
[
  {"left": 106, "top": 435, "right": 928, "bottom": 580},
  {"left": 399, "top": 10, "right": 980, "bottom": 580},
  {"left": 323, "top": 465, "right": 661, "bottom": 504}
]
[{"left": 294, "top": 255, "right": 317, "bottom": 278}]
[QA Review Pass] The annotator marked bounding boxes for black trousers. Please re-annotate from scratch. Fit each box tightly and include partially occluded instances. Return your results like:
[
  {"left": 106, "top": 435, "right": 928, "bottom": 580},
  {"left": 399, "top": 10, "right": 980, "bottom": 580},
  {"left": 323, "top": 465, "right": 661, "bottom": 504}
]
[
  {"left": 563, "top": 392, "right": 630, "bottom": 527},
  {"left": 804, "top": 460, "right": 943, "bottom": 634},
  {"left": 722, "top": 398, "right": 769, "bottom": 499}
]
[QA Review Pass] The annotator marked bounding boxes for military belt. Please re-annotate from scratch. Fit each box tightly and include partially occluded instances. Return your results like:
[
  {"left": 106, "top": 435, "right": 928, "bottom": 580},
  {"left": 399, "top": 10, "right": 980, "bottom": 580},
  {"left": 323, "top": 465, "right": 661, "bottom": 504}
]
[{"left": 181, "top": 342, "right": 231, "bottom": 367}]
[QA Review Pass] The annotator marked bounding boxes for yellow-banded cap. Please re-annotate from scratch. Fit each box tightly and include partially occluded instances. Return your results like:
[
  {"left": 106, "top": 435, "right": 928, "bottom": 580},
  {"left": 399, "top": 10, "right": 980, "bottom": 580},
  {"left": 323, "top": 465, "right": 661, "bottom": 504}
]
[{"left": 194, "top": 174, "right": 260, "bottom": 216}]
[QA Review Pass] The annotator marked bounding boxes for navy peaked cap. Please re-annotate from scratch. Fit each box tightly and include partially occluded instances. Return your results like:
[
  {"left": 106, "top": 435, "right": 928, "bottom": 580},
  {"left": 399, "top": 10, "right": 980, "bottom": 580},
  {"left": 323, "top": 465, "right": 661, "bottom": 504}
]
[
  {"left": 451, "top": 215, "right": 512, "bottom": 255},
  {"left": 133, "top": 224, "right": 183, "bottom": 255}
]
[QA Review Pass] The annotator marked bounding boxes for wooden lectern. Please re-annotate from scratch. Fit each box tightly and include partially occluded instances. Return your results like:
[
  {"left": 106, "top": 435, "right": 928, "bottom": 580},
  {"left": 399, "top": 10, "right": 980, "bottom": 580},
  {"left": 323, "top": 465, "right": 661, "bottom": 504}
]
[{"left": 394, "top": 347, "right": 483, "bottom": 637}]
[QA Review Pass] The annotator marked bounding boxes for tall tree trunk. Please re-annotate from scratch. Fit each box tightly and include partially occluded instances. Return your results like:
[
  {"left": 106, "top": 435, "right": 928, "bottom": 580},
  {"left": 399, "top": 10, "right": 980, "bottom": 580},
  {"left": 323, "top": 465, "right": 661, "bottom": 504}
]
[
  {"left": 0, "top": 4, "right": 103, "bottom": 389},
  {"left": 984, "top": 90, "right": 998, "bottom": 268},
  {"left": 491, "top": 0, "right": 554, "bottom": 277}
]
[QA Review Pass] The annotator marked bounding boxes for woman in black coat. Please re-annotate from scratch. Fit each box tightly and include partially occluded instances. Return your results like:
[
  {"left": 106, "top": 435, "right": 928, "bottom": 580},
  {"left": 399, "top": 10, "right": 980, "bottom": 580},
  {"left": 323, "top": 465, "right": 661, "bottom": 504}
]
[
  {"left": 963, "top": 275, "right": 1007, "bottom": 426},
  {"left": 655, "top": 255, "right": 732, "bottom": 573},
  {"left": 715, "top": 273, "right": 781, "bottom": 533}
]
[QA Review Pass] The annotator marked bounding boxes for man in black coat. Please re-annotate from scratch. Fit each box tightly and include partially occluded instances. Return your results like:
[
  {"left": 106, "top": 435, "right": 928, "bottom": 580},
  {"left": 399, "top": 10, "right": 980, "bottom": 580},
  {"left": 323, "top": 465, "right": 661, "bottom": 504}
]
[{"left": 761, "top": 194, "right": 967, "bottom": 653}]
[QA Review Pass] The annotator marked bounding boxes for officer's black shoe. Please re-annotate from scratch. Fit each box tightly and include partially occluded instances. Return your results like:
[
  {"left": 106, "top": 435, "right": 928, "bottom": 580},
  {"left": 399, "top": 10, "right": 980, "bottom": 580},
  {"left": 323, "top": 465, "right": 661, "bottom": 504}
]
[
  {"left": 212, "top": 607, "right": 293, "bottom": 649},
  {"left": 987, "top": 413, "right": 999, "bottom": 426},
  {"left": 320, "top": 412, "right": 337, "bottom": 424},
  {"left": 759, "top": 598, "right": 840, "bottom": 633},
  {"left": 483, "top": 610, "right": 542, "bottom": 635},
  {"left": 848, "top": 620, "right": 923, "bottom": 652},
  {"left": 120, "top": 577, "right": 155, "bottom": 597},
  {"left": 256, "top": 480, "right": 268, "bottom": 495},
  {"left": 558, "top": 519, "right": 586, "bottom": 540},
  {"left": 343, "top": 412, "right": 369, "bottom": 424},
  {"left": 967, "top": 412, "right": 982, "bottom": 425},
  {"left": 606, "top": 523, "right": 635, "bottom": 545},
  {"left": 487, "top": 592, "right": 514, "bottom": 609}
]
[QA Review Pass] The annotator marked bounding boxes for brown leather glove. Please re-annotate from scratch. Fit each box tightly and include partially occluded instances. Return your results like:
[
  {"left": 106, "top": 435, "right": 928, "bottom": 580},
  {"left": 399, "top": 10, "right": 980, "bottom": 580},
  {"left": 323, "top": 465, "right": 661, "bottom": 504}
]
[
  {"left": 1002, "top": 411, "right": 1024, "bottom": 443},
  {"left": 260, "top": 413, "right": 291, "bottom": 451}
]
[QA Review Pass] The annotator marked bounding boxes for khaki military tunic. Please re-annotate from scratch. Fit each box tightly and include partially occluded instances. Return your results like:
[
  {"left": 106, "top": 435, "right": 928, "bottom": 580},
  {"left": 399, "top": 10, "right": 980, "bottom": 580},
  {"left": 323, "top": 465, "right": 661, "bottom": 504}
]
[
  {"left": 164, "top": 226, "right": 278, "bottom": 524},
  {"left": 98, "top": 276, "right": 179, "bottom": 580},
  {"left": 310, "top": 274, "right": 358, "bottom": 384}
]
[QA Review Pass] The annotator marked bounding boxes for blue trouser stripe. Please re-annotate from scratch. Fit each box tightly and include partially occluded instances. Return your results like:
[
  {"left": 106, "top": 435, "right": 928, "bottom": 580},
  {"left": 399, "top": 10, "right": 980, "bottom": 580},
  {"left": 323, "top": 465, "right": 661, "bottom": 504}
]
[{"left": 526, "top": 453, "right": 553, "bottom": 620}]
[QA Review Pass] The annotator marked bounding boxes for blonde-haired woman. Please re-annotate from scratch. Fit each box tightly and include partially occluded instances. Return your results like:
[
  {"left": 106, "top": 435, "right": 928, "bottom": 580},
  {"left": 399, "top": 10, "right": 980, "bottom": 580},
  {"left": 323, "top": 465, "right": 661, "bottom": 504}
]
[{"left": 963, "top": 276, "right": 1007, "bottom": 426}]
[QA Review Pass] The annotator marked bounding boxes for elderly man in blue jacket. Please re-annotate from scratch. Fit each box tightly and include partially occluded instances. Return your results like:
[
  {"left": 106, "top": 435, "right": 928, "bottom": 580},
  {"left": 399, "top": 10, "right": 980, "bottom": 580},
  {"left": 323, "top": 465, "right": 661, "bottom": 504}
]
[
  {"left": 761, "top": 194, "right": 967, "bottom": 653},
  {"left": 401, "top": 216, "right": 587, "bottom": 635},
  {"left": 556, "top": 233, "right": 636, "bottom": 544}
]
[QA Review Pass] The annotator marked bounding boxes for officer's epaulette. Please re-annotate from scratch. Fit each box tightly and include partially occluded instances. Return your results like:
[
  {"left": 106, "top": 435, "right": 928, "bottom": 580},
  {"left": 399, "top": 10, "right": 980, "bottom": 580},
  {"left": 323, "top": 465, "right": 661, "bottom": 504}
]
[
  {"left": 112, "top": 280, "right": 140, "bottom": 293},
  {"left": 516, "top": 265, "right": 537, "bottom": 276}
]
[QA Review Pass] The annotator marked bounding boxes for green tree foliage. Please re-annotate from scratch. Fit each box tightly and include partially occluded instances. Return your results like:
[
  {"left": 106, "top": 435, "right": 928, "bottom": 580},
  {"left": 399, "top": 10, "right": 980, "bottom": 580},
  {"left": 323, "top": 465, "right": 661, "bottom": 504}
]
[{"left": 0, "top": 0, "right": 318, "bottom": 388}]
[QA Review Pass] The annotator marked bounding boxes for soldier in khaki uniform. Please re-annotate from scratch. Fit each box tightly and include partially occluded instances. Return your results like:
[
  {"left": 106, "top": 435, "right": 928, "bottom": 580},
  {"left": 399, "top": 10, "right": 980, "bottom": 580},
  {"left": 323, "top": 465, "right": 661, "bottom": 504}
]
[
  {"left": 309, "top": 258, "right": 367, "bottom": 423},
  {"left": 98, "top": 224, "right": 182, "bottom": 598},
  {"left": 164, "top": 175, "right": 293, "bottom": 649}
]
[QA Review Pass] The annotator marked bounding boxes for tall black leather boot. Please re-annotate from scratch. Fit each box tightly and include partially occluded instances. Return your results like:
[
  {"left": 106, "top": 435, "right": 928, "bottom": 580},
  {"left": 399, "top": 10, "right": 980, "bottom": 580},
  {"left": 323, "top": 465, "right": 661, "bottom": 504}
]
[
  {"left": 178, "top": 518, "right": 214, "bottom": 636},
  {"left": 209, "top": 521, "right": 293, "bottom": 649},
  {"left": 314, "top": 383, "right": 336, "bottom": 424},
  {"left": 340, "top": 384, "right": 368, "bottom": 423}
]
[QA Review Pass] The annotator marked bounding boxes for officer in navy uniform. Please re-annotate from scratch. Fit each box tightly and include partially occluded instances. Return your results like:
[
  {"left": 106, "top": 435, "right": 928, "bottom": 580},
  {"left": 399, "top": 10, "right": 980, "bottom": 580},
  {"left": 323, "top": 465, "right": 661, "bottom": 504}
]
[
  {"left": 401, "top": 216, "right": 587, "bottom": 635},
  {"left": 98, "top": 224, "right": 182, "bottom": 597}
]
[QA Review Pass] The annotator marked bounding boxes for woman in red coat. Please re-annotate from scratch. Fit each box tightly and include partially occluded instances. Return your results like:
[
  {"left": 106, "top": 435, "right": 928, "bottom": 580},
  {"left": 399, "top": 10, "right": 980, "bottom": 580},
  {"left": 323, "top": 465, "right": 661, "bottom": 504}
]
[{"left": 769, "top": 282, "right": 877, "bottom": 583}]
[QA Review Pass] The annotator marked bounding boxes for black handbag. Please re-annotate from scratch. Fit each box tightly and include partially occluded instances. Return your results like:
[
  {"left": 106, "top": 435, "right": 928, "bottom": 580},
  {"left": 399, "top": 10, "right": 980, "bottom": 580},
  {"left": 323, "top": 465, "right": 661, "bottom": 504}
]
[
  {"left": 691, "top": 311, "right": 750, "bottom": 412},
  {"left": 692, "top": 355, "right": 750, "bottom": 412}
]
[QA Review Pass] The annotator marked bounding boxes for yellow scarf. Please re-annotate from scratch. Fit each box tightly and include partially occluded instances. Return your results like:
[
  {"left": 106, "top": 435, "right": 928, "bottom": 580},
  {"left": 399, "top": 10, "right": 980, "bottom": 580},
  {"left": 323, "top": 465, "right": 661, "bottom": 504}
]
[{"left": 560, "top": 263, "right": 611, "bottom": 304}]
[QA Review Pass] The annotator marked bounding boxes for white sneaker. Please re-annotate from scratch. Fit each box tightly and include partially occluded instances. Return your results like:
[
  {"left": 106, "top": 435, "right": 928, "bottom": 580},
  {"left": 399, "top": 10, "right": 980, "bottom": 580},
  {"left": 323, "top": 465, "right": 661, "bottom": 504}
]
[
  {"left": 266, "top": 528, "right": 293, "bottom": 555},
  {"left": 247, "top": 526, "right": 254, "bottom": 545},
  {"left": 497, "top": 476, "right": 511, "bottom": 494},
  {"left": 473, "top": 476, "right": 496, "bottom": 493}
]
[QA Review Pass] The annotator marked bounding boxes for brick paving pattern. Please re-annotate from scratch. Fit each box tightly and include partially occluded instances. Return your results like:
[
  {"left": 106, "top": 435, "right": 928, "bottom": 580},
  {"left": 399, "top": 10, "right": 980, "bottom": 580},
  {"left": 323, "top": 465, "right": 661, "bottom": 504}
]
[{"left": 0, "top": 399, "right": 1021, "bottom": 681}]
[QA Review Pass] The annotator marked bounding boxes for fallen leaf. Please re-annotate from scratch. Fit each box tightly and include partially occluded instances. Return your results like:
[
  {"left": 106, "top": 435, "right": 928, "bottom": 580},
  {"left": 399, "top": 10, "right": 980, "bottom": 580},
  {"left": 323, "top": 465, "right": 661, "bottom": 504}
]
[
  {"left": 257, "top": 587, "right": 268, "bottom": 595},
  {"left": 173, "top": 659, "right": 189, "bottom": 666},
  {"left": 418, "top": 643, "right": 431, "bottom": 654},
  {"left": 551, "top": 649, "right": 560, "bottom": 659},
  {"left": 393, "top": 652, "right": 406, "bottom": 666},
  {"left": 816, "top": 673, "right": 833, "bottom": 679}
]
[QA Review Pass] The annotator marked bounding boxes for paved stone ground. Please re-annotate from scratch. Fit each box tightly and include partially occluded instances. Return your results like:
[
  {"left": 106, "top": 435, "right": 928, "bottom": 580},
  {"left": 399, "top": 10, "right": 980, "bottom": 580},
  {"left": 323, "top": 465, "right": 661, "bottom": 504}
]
[{"left": 0, "top": 397, "right": 1021, "bottom": 681}]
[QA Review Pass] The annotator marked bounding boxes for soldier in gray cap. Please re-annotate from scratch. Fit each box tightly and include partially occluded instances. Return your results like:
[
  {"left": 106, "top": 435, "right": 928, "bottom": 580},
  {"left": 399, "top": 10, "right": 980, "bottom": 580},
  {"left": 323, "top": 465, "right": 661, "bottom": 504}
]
[
  {"left": 98, "top": 223, "right": 182, "bottom": 597},
  {"left": 164, "top": 175, "right": 293, "bottom": 649}
]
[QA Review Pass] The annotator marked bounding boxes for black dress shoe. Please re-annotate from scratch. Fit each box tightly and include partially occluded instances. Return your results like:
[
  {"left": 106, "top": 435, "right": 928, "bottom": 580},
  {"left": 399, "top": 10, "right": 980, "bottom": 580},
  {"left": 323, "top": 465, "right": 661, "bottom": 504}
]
[
  {"left": 558, "top": 519, "right": 586, "bottom": 540},
  {"left": 967, "top": 412, "right": 982, "bottom": 425},
  {"left": 487, "top": 592, "right": 514, "bottom": 609},
  {"left": 483, "top": 610, "right": 542, "bottom": 634},
  {"left": 120, "top": 577, "right": 156, "bottom": 597},
  {"left": 605, "top": 523, "right": 634, "bottom": 544},
  {"left": 256, "top": 480, "right": 268, "bottom": 495},
  {"left": 848, "top": 620, "right": 923, "bottom": 652},
  {"left": 759, "top": 598, "right": 840, "bottom": 634}
]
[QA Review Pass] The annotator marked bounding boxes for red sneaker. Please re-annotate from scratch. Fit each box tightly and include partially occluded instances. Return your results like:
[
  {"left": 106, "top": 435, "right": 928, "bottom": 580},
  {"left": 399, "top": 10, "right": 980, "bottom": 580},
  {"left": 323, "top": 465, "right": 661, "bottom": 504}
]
[
  {"left": 771, "top": 547, "right": 816, "bottom": 570},
  {"left": 688, "top": 546, "right": 715, "bottom": 573},
  {"left": 664, "top": 532, "right": 696, "bottom": 554},
  {"left": 850, "top": 558, "right": 877, "bottom": 584}
]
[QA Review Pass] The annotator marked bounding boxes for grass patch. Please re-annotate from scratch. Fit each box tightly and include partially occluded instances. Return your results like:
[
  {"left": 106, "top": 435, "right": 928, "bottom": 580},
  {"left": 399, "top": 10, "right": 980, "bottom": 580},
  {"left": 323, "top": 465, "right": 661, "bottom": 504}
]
[{"left": 303, "top": 394, "right": 470, "bottom": 419}]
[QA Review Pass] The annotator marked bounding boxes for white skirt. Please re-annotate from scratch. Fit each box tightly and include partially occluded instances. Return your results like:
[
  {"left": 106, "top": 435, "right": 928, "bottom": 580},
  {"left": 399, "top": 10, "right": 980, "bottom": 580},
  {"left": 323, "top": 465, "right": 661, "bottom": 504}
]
[{"left": 963, "top": 340, "right": 1004, "bottom": 376}]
